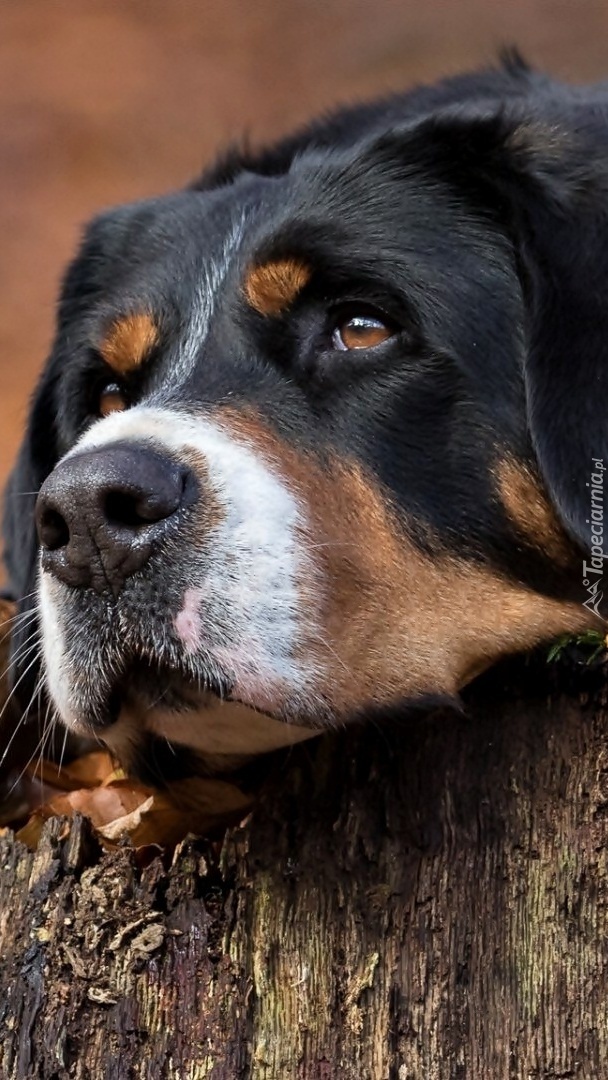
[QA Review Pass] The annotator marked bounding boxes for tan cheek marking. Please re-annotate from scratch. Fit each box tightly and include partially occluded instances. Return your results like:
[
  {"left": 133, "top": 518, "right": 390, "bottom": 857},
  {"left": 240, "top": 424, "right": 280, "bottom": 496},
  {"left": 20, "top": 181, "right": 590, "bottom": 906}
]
[
  {"left": 218, "top": 411, "right": 591, "bottom": 717},
  {"left": 496, "top": 457, "right": 574, "bottom": 564},
  {"left": 302, "top": 461, "right": 588, "bottom": 707},
  {"left": 99, "top": 313, "right": 159, "bottom": 374},
  {"left": 243, "top": 258, "right": 311, "bottom": 316}
]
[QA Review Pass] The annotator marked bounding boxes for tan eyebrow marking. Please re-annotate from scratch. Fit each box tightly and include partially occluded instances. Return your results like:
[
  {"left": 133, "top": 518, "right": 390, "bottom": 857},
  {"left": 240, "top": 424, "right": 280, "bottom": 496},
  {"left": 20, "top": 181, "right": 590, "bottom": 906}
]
[
  {"left": 99, "top": 313, "right": 159, "bottom": 374},
  {"left": 243, "top": 258, "right": 311, "bottom": 316}
]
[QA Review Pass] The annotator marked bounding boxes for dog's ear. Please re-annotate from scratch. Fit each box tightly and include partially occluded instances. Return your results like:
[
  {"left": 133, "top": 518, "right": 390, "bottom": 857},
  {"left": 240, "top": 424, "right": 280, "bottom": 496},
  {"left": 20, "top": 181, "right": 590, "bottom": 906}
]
[
  {"left": 2, "top": 209, "right": 111, "bottom": 605},
  {"left": 3, "top": 360, "right": 60, "bottom": 605},
  {"left": 2, "top": 354, "right": 60, "bottom": 622},
  {"left": 371, "top": 104, "right": 608, "bottom": 553},
  {"left": 1, "top": 355, "right": 59, "bottom": 712}
]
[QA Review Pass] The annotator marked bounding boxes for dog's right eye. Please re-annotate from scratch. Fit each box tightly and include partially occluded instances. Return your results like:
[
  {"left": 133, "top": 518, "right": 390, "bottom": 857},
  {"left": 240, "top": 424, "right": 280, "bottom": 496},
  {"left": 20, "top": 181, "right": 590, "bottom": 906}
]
[
  {"left": 98, "top": 382, "right": 128, "bottom": 417},
  {"left": 329, "top": 304, "right": 397, "bottom": 352}
]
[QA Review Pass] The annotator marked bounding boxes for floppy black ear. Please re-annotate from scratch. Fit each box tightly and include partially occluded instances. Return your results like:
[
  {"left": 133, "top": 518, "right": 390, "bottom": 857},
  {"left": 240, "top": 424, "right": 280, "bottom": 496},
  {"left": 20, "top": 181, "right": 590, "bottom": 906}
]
[
  {"left": 373, "top": 102, "right": 608, "bottom": 554},
  {"left": 3, "top": 361, "right": 60, "bottom": 606},
  {"left": 513, "top": 167, "right": 608, "bottom": 556},
  {"left": 2, "top": 208, "right": 108, "bottom": 606},
  {"left": 2, "top": 356, "right": 60, "bottom": 719},
  {"left": 494, "top": 118, "right": 608, "bottom": 556}
]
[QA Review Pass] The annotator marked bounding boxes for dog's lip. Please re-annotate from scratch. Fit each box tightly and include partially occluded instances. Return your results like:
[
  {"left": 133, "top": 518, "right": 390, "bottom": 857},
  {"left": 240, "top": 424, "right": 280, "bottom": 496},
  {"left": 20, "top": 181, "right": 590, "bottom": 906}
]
[
  {"left": 90, "top": 674, "right": 318, "bottom": 761},
  {"left": 80, "top": 656, "right": 233, "bottom": 731}
]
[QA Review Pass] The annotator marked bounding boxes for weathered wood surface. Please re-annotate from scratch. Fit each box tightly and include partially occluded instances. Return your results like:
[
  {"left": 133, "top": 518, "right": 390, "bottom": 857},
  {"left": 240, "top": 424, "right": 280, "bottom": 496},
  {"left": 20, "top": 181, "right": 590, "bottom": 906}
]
[{"left": 1, "top": 658, "right": 607, "bottom": 1079}]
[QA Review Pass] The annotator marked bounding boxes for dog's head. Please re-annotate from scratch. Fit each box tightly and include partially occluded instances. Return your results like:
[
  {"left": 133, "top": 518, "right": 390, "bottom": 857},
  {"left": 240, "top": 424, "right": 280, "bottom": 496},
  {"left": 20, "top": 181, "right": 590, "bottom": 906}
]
[{"left": 4, "top": 64, "right": 606, "bottom": 776}]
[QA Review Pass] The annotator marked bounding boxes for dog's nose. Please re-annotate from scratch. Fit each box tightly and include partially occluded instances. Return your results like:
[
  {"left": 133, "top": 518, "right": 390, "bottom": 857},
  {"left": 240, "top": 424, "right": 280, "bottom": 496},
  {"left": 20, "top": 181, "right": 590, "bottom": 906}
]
[{"left": 36, "top": 444, "right": 194, "bottom": 594}]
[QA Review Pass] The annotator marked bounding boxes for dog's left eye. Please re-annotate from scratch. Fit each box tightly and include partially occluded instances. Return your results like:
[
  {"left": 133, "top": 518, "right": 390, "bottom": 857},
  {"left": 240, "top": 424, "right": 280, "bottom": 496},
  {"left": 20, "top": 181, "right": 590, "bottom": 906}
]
[
  {"left": 331, "top": 311, "right": 394, "bottom": 351},
  {"left": 98, "top": 382, "right": 128, "bottom": 417}
]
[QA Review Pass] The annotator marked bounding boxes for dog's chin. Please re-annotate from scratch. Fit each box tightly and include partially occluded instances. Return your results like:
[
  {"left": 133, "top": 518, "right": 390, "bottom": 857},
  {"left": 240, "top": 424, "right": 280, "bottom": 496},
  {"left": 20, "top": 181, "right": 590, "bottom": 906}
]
[
  {"left": 113, "top": 695, "right": 318, "bottom": 763},
  {"left": 60, "top": 657, "right": 320, "bottom": 772}
]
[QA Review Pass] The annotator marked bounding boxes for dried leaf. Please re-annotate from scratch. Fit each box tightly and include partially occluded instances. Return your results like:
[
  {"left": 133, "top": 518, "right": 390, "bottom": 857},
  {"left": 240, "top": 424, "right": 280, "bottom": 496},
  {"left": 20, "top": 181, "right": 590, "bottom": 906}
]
[
  {"left": 15, "top": 812, "right": 48, "bottom": 849},
  {"left": 15, "top": 779, "right": 153, "bottom": 848},
  {"left": 25, "top": 752, "right": 117, "bottom": 791},
  {"left": 126, "top": 778, "right": 253, "bottom": 848},
  {"left": 97, "top": 795, "right": 155, "bottom": 841},
  {"left": 15, "top": 770, "right": 254, "bottom": 851},
  {"left": 16, "top": 811, "right": 74, "bottom": 848},
  {"left": 53, "top": 781, "right": 154, "bottom": 830}
]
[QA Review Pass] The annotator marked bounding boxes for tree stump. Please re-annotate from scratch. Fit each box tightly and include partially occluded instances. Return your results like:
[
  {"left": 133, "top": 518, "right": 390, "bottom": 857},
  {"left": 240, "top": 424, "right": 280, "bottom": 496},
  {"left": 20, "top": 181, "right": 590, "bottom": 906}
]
[{"left": 1, "top": 656, "right": 607, "bottom": 1079}]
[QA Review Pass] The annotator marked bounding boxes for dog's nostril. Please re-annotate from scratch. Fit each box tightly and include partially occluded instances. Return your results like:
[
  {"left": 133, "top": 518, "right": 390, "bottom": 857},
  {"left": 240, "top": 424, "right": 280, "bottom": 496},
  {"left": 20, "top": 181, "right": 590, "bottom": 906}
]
[
  {"left": 104, "top": 491, "right": 153, "bottom": 529},
  {"left": 103, "top": 473, "right": 186, "bottom": 530},
  {"left": 38, "top": 506, "right": 70, "bottom": 551}
]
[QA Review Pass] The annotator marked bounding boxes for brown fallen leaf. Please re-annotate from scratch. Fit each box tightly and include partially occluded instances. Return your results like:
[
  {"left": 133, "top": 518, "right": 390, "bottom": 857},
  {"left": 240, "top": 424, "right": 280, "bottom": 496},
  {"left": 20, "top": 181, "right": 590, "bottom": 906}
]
[
  {"left": 26, "top": 751, "right": 119, "bottom": 791},
  {"left": 15, "top": 778, "right": 154, "bottom": 847},
  {"left": 14, "top": 770, "right": 253, "bottom": 850},
  {"left": 120, "top": 778, "right": 253, "bottom": 848}
]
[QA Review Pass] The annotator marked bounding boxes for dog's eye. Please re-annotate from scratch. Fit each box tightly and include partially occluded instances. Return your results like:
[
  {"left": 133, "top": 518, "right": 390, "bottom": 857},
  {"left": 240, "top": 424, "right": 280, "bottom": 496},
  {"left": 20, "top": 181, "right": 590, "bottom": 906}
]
[
  {"left": 331, "top": 312, "right": 394, "bottom": 351},
  {"left": 98, "top": 382, "right": 128, "bottom": 417}
]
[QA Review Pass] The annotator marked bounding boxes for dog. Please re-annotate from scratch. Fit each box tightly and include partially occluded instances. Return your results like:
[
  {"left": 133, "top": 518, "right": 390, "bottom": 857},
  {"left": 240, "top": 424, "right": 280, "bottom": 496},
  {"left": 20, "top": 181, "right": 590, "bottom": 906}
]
[{"left": 3, "top": 53, "right": 607, "bottom": 781}]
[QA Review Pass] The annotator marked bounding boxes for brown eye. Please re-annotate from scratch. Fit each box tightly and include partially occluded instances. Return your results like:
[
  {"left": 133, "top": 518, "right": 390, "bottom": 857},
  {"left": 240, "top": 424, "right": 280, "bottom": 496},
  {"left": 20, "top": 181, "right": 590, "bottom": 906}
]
[
  {"left": 98, "top": 382, "right": 128, "bottom": 417},
  {"left": 331, "top": 313, "right": 394, "bottom": 351}
]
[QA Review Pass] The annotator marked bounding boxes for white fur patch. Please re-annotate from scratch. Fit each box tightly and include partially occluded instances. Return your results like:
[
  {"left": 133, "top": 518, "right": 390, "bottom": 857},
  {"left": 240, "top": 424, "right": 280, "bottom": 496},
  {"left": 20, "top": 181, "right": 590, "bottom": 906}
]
[
  {"left": 38, "top": 571, "right": 77, "bottom": 727},
  {"left": 168, "top": 212, "right": 246, "bottom": 390}
]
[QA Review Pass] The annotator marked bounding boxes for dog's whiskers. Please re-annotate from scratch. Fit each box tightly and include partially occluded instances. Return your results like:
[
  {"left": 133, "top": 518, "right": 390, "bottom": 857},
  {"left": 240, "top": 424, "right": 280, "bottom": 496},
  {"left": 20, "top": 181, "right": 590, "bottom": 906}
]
[
  {"left": 0, "top": 606, "right": 38, "bottom": 646},
  {"left": 7, "top": 688, "right": 56, "bottom": 802},
  {"left": 57, "top": 721, "right": 69, "bottom": 775},
  {"left": 32, "top": 679, "right": 54, "bottom": 805},
  {"left": 0, "top": 627, "right": 42, "bottom": 687},
  {"left": 0, "top": 646, "right": 44, "bottom": 767}
]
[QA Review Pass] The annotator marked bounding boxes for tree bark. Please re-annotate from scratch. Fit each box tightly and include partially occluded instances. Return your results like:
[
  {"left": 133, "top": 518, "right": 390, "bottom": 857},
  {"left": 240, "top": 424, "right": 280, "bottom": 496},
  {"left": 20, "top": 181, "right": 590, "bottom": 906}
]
[{"left": 1, "top": 657, "right": 607, "bottom": 1080}]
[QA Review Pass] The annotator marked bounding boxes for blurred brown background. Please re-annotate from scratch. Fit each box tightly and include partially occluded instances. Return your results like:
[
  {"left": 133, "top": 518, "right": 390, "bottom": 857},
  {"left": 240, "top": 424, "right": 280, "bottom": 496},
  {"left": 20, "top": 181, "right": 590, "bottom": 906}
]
[{"left": 2, "top": 0, "right": 608, "bottom": 498}]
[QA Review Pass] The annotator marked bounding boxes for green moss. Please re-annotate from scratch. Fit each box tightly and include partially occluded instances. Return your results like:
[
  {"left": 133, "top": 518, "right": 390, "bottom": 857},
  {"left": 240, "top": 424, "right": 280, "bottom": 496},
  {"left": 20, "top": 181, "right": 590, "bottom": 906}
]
[{"left": 546, "top": 629, "right": 607, "bottom": 664}]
